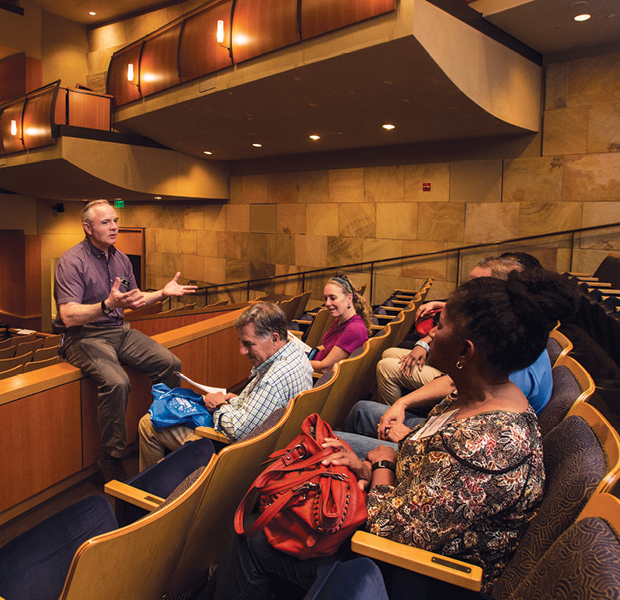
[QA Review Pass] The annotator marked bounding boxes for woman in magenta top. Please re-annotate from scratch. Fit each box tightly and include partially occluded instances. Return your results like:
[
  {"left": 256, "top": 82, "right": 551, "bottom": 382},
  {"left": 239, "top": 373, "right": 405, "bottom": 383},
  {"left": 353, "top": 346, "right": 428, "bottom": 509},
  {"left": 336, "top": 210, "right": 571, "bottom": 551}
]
[{"left": 310, "top": 274, "right": 372, "bottom": 374}]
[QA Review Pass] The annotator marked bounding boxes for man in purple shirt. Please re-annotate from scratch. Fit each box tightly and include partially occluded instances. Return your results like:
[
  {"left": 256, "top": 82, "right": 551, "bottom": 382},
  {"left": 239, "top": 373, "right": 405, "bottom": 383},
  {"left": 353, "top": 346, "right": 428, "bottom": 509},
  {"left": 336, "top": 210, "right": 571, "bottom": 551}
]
[{"left": 54, "top": 200, "right": 196, "bottom": 481}]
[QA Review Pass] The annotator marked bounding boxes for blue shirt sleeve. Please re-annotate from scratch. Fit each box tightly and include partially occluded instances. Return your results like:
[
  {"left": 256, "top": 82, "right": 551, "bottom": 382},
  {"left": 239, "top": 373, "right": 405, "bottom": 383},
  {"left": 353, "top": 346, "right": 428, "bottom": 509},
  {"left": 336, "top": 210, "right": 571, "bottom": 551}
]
[{"left": 509, "top": 350, "right": 553, "bottom": 414}]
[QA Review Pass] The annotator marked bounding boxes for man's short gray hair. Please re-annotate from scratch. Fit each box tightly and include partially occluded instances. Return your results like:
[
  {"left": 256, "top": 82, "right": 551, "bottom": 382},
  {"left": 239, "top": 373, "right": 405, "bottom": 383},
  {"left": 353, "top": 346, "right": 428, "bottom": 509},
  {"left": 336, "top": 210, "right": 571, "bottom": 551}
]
[
  {"left": 81, "top": 200, "right": 112, "bottom": 224},
  {"left": 235, "top": 302, "right": 288, "bottom": 341},
  {"left": 477, "top": 256, "right": 524, "bottom": 281}
]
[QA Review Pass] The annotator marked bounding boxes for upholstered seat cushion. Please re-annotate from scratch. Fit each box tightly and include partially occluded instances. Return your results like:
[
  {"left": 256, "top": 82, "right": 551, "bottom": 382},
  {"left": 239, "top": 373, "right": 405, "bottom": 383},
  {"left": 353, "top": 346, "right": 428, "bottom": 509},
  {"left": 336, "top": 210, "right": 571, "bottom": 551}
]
[
  {"left": 0, "top": 495, "right": 118, "bottom": 600},
  {"left": 511, "top": 516, "right": 620, "bottom": 599}
]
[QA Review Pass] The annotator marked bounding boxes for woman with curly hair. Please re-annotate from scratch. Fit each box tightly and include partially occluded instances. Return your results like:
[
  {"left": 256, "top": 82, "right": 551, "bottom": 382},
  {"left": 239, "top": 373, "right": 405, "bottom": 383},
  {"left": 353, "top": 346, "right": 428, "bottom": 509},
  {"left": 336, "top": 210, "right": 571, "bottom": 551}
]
[{"left": 202, "top": 269, "right": 578, "bottom": 600}]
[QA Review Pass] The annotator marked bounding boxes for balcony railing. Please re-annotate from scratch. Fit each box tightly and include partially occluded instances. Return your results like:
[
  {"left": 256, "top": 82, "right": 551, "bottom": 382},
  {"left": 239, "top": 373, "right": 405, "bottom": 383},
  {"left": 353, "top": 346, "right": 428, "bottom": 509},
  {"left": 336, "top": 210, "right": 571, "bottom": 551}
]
[
  {"left": 0, "top": 81, "right": 112, "bottom": 156},
  {"left": 173, "top": 223, "right": 620, "bottom": 308}
]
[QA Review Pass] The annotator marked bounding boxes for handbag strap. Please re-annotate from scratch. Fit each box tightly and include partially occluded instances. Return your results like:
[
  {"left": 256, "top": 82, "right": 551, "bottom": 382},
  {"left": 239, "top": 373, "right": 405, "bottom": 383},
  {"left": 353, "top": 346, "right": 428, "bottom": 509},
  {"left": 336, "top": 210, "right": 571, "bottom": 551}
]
[{"left": 236, "top": 470, "right": 350, "bottom": 538}]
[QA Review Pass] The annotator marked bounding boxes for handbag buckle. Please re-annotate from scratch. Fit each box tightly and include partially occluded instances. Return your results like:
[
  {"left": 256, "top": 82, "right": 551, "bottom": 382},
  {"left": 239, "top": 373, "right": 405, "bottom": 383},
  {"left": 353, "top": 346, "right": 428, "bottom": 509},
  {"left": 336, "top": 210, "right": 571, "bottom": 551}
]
[
  {"left": 283, "top": 444, "right": 307, "bottom": 465},
  {"left": 292, "top": 481, "right": 320, "bottom": 501}
]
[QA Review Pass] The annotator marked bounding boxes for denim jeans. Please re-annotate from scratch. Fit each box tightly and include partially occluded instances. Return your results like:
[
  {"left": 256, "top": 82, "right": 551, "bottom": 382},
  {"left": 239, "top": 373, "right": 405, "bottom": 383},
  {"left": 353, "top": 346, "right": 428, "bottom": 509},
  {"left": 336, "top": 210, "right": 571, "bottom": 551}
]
[
  {"left": 337, "top": 401, "right": 425, "bottom": 459},
  {"left": 201, "top": 516, "right": 344, "bottom": 600}
]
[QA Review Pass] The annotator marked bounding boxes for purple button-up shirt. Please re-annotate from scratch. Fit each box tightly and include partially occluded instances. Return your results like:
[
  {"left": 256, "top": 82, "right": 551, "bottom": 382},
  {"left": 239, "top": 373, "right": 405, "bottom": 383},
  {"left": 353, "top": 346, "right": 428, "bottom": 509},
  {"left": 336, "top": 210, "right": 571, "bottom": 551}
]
[{"left": 54, "top": 237, "right": 137, "bottom": 329}]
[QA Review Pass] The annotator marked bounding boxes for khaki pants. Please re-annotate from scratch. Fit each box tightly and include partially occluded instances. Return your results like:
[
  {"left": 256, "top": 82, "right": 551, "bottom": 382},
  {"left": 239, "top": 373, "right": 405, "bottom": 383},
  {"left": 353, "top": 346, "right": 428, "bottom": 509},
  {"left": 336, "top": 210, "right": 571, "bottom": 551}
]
[{"left": 375, "top": 347, "right": 443, "bottom": 405}]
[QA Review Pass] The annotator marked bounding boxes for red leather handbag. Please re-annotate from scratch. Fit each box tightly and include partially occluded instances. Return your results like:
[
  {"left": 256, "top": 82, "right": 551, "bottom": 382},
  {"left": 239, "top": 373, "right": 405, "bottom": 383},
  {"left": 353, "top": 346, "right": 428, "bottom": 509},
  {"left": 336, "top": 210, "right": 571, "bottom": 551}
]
[{"left": 234, "top": 413, "right": 368, "bottom": 560}]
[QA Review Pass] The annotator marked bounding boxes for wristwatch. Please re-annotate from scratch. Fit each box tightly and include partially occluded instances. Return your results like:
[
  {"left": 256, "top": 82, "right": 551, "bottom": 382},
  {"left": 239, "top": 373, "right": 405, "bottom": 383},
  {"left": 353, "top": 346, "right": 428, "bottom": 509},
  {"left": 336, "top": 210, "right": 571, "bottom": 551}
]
[
  {"left": 101, "top": 300, "right": 113, "bottom": 315},
  {"left": 371, "top": 460, "right": 396, "bottom": 473}
]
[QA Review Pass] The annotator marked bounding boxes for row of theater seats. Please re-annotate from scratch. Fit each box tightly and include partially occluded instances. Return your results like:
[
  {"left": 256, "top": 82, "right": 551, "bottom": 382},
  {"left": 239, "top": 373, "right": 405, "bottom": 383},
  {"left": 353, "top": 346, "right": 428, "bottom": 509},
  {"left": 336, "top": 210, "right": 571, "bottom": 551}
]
[
  {"left": 1, "top": 285, "right": 618, "bottom": 599},
  {"left": 0, "top": 279, "right": 431, "bottom": 599},
  {"left": 0, "top": 332, "right": 62, "bottom": 380},
  {"left": 289, "top": 278, "right": 433, "bottom": 348}
]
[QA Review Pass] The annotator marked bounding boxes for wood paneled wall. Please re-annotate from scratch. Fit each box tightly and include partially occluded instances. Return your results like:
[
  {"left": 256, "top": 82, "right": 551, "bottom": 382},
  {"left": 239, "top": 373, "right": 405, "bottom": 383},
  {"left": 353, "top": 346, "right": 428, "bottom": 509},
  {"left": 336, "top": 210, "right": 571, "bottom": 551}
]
[
  {"left": 0, "top": 83, "right": 112, "bottom": 156},
  {"left": 301, "top": 0, "right": 397, "bottom": 39},
  {"left": 0, "top": 308, "right": 248, "bottom": 523},
  {"left": 0, "top": 53, "right": 42, "bottom": 104},
  {"left": 140, "top": 23, "right": 183, "bottom": 97},
  {"left": 232, "top": 0, "right": 300, "bottom": 64},
  {"left": 106, "top": 43, "right": 144, "bottom": 107},
  {"left": 22, "top": 87, "right": 56, "bottom": 150},
  {"left": 0, "top": 231, "right": 41, "bottom": 331},
  {"left": 108, "top": 0, "right": 396, "bottom": 106},
  {"left": 179, "top": 0, "right": 234, "bottom": 82}
]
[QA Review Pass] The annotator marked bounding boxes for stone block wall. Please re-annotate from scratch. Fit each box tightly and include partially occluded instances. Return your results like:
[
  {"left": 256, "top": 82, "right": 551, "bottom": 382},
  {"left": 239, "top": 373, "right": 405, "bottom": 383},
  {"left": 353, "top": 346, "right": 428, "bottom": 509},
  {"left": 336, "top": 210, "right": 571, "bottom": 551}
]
[{"left": 117, "top": 51, "right": 620, "bottom": 306}]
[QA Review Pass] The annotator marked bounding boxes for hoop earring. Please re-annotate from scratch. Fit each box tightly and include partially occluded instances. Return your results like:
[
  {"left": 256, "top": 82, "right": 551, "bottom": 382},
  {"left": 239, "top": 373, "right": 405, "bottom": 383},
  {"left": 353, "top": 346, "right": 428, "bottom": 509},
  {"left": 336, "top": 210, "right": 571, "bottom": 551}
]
[{"left": 456, "top": 361, "right": 463, "bottom": 370}]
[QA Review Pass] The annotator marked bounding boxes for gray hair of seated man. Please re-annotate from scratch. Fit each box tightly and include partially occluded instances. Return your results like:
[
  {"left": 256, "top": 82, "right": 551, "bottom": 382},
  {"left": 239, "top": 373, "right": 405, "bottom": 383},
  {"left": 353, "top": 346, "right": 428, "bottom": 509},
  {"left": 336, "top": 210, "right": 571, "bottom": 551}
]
[{"left": 235, "top": 301, "right": 288, "bottom": 341}]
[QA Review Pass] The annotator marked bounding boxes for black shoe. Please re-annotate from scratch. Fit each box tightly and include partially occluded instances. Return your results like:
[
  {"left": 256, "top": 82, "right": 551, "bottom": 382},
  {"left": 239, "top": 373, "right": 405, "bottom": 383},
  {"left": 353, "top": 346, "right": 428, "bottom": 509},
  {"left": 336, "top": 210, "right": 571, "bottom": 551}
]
[{"left": 97, "top": 452, "right": 127, "bottom": 483}]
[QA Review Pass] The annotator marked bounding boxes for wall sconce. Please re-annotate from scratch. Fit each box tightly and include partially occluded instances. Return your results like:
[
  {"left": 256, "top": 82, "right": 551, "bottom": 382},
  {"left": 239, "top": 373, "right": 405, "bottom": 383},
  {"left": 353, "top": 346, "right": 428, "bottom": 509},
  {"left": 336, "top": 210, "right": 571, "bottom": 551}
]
[
  {"left": 10, "top": 120, "right": 17, "bottom": 136},
  {"left": 217, "top": 19, "right": 232, "bottom": 57},
  {"left": 127, "top": 63, "right": 136, "bottom": 84}
]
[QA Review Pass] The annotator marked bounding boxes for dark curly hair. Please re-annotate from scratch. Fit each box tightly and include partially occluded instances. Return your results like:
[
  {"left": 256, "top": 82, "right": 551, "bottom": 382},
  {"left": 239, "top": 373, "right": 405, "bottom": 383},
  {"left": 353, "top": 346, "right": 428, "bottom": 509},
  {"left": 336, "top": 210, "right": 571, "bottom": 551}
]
[{"left": 445, "top": 270, "right": 578, "bottom": 379}]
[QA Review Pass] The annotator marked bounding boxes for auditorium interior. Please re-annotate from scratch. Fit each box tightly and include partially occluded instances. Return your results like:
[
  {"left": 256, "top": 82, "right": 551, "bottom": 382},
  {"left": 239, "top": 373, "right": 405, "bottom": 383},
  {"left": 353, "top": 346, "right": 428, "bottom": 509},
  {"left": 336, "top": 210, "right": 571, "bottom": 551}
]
[{"left": 1, "top": 0, "right": 620, "bottom": 597}]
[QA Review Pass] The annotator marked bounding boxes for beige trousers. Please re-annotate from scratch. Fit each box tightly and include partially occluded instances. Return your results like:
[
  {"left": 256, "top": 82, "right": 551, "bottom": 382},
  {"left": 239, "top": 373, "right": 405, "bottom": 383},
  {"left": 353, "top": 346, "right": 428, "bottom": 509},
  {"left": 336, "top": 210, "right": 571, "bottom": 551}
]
[
  {"left": 138, "top": 414, "right": 202, "bottom": 471},
  {"left": 375, "top": 347, "right": 443, "bottom": 405}
]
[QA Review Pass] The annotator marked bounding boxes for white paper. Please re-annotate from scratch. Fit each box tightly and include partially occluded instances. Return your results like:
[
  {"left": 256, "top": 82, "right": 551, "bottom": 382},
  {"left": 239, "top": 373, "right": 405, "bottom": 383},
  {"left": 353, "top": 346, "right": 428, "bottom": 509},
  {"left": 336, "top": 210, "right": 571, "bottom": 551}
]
[
  {"left": 174, "top": 371, "right": 226, "bottom": 395},
  {"left": 287, "top": 331, "right": 313, "bottom": 355}
]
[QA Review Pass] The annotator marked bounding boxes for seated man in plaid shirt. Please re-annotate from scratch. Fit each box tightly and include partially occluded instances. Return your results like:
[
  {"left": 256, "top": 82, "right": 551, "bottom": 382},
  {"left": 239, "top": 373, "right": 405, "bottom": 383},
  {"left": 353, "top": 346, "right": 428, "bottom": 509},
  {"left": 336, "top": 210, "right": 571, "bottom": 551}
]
[{"left": 138, "top": 301, "right": 314, "bottom": 470}]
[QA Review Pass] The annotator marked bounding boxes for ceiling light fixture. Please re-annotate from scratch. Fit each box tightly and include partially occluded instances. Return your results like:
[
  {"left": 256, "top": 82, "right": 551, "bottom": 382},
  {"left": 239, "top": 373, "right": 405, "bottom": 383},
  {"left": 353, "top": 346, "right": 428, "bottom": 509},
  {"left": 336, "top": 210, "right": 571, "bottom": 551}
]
[
  {"left": 309, "top": 135, "right": 320, "bottom": 140},
  {"left": 154, "top": 196, "right": 162, "bottom": 200},
  {"left": 574, "top": 13, "right": 591, "bottom": 20},
  {"left": 382, "top": 124, "right": 395, "bottom": 130},
  {"left": 252, "top": 143, "right": 262, "bottom": 148},
  {"left": 204, "top": 151, "right": 213, "bottom": 155},
  {"left": 89, "top": 11, "right": 96, "bottom": 15}
]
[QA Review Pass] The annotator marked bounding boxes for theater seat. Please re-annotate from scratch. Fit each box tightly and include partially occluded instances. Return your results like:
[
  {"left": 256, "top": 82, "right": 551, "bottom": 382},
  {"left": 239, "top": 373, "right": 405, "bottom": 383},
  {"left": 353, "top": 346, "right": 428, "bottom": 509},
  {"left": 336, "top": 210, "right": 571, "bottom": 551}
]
[{"left": 0, "top": 495, "right": 118, "bottom": 600}]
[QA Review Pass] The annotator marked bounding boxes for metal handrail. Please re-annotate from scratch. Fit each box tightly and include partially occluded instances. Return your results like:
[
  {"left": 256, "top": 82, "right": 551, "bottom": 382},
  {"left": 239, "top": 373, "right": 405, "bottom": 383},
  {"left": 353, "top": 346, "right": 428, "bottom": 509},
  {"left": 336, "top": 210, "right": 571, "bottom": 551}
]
[{"left": 172, "top": 222, "right": 620, "bottom": 307}]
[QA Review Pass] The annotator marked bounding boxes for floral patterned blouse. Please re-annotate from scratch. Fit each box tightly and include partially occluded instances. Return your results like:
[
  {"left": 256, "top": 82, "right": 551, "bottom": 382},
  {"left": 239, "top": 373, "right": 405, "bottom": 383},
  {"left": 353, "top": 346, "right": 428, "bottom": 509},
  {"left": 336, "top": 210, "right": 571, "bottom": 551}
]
[{"left": 366, "top": 394, "right": 545, "bottom": 592}]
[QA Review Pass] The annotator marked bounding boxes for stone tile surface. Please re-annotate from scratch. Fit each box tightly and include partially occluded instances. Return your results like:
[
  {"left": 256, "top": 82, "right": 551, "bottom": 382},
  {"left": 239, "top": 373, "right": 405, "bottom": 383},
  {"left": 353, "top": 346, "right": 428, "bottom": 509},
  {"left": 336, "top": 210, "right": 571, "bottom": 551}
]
[
  {"left": 306, "top": 203, "right": 339, "bottom": 236},
  {"left": 503, "top": 156, "right": 563, "bottom": 203},
  {"left": 339, "top": 203, "right": 376, "bottom": 238},
  {"left": 250, "top": 204, "right": 277, "bottom": 234},
  {"left": 376, "top": 202, "right": 417, "bottom": 240},
  {"left": 464, "top": 203, "right": 518, "bottom": 243},
  {"left": 543, "top": 106, "right": 588, "bottom": 156},
  {"left": 450, "top": 160, "right": 502, "bottom": 203},
  {"left": 419, "top": 203, "right": 465, "bottom": 242},
  {"left": 405, "top": 163, "right": 450, "bottom": 203},
  {"left": 365, "top": 165, "right": 405, "bottom": 203},
  {"left": 563, "top": 153, "right": 620, "bottom": 202},
  {"left": 329, "top": 168, "right": 365, "bottom": 203}
]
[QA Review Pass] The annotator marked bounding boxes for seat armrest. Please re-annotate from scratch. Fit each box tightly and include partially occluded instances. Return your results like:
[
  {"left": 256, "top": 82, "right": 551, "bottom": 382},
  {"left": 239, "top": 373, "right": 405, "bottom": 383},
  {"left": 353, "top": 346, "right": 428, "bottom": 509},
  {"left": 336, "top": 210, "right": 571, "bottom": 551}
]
[
  {"left": 380, "top": 306, "right": 404, "bottom": 312},
  {"left": 374, "top": 314, "right": 396, "bottom": 321},
  {"left": 350, "top": 531, "right": 482, "bottom": 592},
  {"left": 389, "top": 300, "right": 409, "bottom": 306},
  {"left": 194, "top": 426, "right": 230, "bottom": 445},
  {"left": 292, "top": 319, "right": 312, "bottom": 326},
  {"left": 104, "top": 480, "right": 165, "bottom": 511},
  {"left": 587, "top": 282, "right": 612, "bottom": 288},
  {"left": 288, "top": 329, "right": 303, "bottom": 338}
]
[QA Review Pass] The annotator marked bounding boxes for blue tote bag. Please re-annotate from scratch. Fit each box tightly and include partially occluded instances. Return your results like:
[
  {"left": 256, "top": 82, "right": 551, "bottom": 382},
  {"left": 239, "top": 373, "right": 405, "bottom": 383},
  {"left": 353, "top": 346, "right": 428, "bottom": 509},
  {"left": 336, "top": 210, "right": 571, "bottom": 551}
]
[{"left": 148, "top": 383, "right": 214, "bottom": 430}]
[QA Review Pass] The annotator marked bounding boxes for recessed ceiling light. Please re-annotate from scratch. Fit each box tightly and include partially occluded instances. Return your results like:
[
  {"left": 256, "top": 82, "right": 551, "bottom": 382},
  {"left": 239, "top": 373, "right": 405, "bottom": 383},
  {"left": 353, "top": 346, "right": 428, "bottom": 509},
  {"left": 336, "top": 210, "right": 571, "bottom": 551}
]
[
  {"left": 252, "top": 143, "right": 262, "bottom": 147},
  {"left": 154, "top": 196, "right": 162, "bottom": 200},
  {"left": 574, "top": 13, "right": 591, "bottom": 20},
  {"left": 89, "top": 11, "right": 96, "bottom": 15},
  {"left": 309, "top": 135, "right": 320, "bottom": 140},
  {"left": 382, "top": 124, "right": 395, "bottom": 130},
  {"left": 203, "top": 151, "right": 212, "bottom": 155}
]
